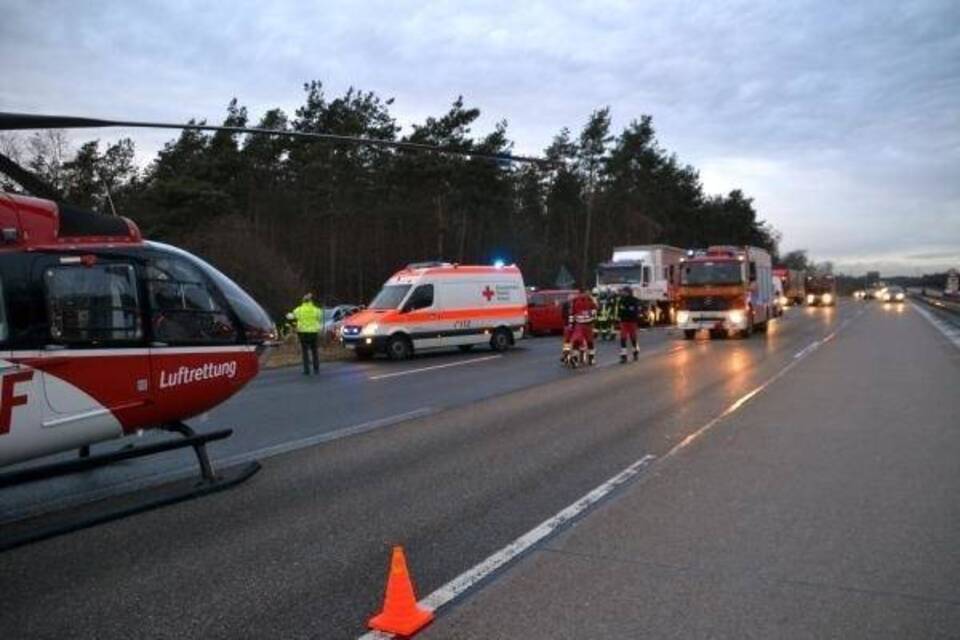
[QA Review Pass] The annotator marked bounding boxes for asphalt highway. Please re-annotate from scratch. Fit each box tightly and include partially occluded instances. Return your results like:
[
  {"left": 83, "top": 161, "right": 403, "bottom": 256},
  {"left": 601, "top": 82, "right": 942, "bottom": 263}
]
[
  {"left": 2, "top": 301, "right": 955, "bottom": 639},
  {"left": 425, "top": 299, "right": 960, "bottom": 638},
  {"left": 2, "top": 324, "right": 675, "bottom": 520}
]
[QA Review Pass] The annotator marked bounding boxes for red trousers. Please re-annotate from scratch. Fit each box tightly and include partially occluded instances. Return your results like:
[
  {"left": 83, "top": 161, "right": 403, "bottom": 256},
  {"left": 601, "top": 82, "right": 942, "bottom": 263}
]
[
  {"left": 571, "top": 323, "right": 595, "bottom": 350},
  {"left": 619, "top": 321, "right": 638, "bottom": 344}
]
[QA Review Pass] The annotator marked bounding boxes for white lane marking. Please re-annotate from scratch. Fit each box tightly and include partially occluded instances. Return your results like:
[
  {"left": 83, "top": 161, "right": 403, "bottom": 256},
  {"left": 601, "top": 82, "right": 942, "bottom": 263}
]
[
  {"left": 911, "top": 302, "right": 960, "bottom": 350},
  {"left": 665, "top": 324, "right": 841, "bottom": 460},
  {"left": 1, "top": 408, "right": 436, "bottom": 524},
  {"left": 357, "top": 455, "right": 658, "bottom": 640},
  {"left": 217, "top": 407, "right": 437, "bottom": 467},
  {"left": 368, "top": 356, "right": 502, "bottom": 380},
  {"left": 793, "top": 340, "right": 821, "bottom": 359},
  {"left": 357, "top": 315, "right": 861, "bottom": 639}
]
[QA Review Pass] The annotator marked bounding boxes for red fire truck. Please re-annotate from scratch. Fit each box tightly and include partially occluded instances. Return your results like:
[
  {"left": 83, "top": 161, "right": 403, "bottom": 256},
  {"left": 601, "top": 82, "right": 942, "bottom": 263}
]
[{"left": 677, "top": 246, "right": 775, "bottom": 339}]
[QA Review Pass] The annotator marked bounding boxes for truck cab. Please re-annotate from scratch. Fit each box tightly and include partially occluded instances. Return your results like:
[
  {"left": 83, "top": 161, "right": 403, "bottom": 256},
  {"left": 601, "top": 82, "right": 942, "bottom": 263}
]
[
  {"left": 595, "top": 245, "right": 685, "bottom": 324},
  {"left": 676, "top": 246, "right": 775, "bottom": 339}
]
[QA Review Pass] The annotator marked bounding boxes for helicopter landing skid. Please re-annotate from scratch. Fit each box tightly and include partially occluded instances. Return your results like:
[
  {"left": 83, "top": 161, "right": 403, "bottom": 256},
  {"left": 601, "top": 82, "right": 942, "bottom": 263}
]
[{"left": 0, "top": 422, "right": 260, "bottom": 552}]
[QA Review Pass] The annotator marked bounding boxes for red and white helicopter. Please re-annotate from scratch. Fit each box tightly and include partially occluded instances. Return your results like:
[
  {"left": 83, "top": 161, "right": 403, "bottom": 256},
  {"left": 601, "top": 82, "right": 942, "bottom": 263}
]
[{"left": 0, "top": 112, "right": 545, "bottom": 542}]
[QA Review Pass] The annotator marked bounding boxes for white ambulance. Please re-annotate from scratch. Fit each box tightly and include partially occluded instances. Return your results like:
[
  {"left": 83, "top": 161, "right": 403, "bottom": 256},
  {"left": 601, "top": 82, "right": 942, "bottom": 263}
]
[{"left": 340, "top": 262, "right": 527, "bottom": 359}]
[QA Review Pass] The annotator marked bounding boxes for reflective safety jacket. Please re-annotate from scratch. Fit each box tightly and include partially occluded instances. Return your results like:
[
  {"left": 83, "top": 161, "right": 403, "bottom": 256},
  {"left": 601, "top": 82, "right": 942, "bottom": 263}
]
[
  {"left": 597, "top": 298, "right": 612, "bottom": 322},
  {"left": 290, "top": 302, "right": 323, "bottom": 333}
]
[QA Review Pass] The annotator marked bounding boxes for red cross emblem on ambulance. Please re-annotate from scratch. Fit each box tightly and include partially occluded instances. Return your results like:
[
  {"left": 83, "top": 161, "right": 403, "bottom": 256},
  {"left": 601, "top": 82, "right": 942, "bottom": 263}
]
[{"left": 482, "top": 286, "right": 495, "bottom": 301}]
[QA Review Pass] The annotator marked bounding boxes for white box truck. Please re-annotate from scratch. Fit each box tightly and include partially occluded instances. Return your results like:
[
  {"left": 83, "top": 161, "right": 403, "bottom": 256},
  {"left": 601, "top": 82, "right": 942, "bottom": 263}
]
[{"left": 595, "top": 245, "right": 686, "bottom": 324}]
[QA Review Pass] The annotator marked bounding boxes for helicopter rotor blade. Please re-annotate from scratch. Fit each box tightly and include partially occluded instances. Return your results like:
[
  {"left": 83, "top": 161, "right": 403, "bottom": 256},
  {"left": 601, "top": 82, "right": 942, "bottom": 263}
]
[
  {"left": 0, "top": 151, "right": 64, "bottom": 201},
  {"left": 0, "top": 112, "right": 552, "bottom": 167}
]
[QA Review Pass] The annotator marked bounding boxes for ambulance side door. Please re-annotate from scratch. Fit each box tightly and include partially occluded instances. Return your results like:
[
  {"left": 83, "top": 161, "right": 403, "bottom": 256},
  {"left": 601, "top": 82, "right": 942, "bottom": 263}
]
[{"left": 403, "top": 283, "right": 443, "bottom": 350}]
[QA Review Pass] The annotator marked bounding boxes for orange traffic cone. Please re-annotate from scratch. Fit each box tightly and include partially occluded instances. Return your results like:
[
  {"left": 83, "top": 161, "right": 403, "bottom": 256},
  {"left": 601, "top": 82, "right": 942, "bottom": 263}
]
[{"left": 368, "top": 545, "right": 435, "bottom": 636}]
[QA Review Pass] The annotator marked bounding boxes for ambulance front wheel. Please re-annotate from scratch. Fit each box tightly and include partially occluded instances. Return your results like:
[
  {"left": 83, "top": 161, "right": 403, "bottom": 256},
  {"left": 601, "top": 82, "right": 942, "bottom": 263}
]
[
  {"left": 490, "top": 328, "right": 512, "bottom": 352},
  {"left": 387, "top": 335, "right": 414, "bottom": 360}
]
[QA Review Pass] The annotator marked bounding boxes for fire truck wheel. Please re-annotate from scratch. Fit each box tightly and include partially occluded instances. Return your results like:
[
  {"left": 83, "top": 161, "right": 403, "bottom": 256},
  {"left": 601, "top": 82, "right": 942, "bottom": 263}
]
[
  {"left": 683, "top": 329, "right": 696, "bottom": 340},
  {"left": 490, "top": 328, "right": 512, "bottom": 352},
  {"left": 387, "top": 335, "right": 413, "bottom": 360}
]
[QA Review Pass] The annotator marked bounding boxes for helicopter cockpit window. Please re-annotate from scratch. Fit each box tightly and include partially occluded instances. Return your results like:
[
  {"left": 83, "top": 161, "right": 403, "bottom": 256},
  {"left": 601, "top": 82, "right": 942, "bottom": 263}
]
[
  {"left": 45, "top": 263, "right": 142, "bottom": 345},
  {"left": 146, "top": 256, "right": 237, "bottom": 345}
]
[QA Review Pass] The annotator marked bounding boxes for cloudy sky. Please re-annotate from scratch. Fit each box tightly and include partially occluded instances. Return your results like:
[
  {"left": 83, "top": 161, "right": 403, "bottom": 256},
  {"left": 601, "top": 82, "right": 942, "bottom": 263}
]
[{"left": 2, "top": 0, "right": 958, "bottom": 275}]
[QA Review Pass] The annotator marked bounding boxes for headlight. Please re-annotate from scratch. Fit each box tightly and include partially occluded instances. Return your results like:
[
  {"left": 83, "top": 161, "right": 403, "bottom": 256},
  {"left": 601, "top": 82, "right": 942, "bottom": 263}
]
[
  {"left": 806, "top": 294, "right": 816, "bottom": 304},
  {"left": 822, "top": 293, "right": 833, "bottom": 304},
  {"left": 778, "top": 296, "right": 788, "bottom": 306},
  {"left": 361, "top": 322, "right": 380, "bottom": 336},
  {"left": 896, "top": 292, "right": 904, "bottom": 300},
  {"left": 728, "top": 310, "right": 746, "bottom": 325},
  {"left": 677, "top": 311, "right": 690, "bottom": 324},
  {"left": 883, "top": 294, "right": 891, "bottom": 302}
]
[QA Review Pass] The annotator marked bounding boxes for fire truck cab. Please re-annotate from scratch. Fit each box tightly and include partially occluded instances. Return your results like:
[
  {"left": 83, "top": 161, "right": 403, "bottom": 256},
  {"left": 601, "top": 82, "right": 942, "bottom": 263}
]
[{"left": 676, "top": 245, "right": 775, "bottom": 339}]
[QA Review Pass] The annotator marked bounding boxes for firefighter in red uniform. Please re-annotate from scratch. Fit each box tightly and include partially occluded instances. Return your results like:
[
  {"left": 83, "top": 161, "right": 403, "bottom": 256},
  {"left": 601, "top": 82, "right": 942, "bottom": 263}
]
[
  {"left": 569, "top": 290, "right": 598, "bottom": 367},
  {"left": 617, "top": 286, "right": 642, "bottom": 363}
]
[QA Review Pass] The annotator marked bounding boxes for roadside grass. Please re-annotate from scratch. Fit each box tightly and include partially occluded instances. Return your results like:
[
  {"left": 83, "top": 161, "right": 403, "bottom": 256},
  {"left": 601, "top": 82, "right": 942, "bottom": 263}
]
[{"left": 262, "top": 332, "right": 355, "bottom": 369}]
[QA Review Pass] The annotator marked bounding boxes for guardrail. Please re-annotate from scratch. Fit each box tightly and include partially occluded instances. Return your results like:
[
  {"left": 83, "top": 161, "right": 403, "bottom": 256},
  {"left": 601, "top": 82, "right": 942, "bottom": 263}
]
[{"left": 907, "top": 289, "right": 960, "bottom": 316}]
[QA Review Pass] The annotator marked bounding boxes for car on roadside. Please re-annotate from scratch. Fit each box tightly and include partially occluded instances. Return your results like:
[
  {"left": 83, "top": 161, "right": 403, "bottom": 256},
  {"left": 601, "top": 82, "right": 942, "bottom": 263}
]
[
  {"left": 526, "top": 289, "right": 577, "bottom": 335},
  {"left": 324, "top": 304, "right": 363, "bottom": 340}
]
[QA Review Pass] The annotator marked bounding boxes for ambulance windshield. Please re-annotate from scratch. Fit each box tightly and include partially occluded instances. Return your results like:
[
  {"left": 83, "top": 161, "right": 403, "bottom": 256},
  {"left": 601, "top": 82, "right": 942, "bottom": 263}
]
[{"left": 370, "top": 284, "right": 412, "bottom": 310}]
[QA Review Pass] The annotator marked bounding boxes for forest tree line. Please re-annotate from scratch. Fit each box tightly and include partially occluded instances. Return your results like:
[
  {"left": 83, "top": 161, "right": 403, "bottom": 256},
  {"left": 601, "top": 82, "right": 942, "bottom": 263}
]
[{"left": 1, "top": 82, "right": 780, "bottom": 320}]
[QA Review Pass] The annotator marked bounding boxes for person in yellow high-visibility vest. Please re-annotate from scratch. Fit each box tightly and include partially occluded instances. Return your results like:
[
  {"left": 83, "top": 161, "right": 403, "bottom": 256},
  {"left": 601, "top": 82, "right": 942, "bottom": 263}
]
[{"left": 286, "top": 293, "right": 324, "bottom": 375}]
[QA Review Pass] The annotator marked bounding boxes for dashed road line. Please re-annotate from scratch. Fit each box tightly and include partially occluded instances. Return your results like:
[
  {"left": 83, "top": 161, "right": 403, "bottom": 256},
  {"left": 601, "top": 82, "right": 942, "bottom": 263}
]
[
  {"left": 368, "top": 356, "right": 502, "bottom": 380},
  {"left": 3, "top": 408, "right": 437, "bottom": 524},
  {"left": 218, "top": 407, "right": 437, "bottom": 465}
]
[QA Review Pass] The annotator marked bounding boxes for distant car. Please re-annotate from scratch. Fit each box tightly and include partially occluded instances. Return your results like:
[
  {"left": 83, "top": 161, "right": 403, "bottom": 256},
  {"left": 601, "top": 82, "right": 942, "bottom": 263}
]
[
  {"left": 881, "top": 286, "right": 906, "bottom": 303},
  {"left": 526, "top": 289, "right": 577, "bottom": 335},
  {"left": 867, "top": 284, "right": 890, "bottom": 300},
  {"left": 324, "top": 304, "right": 363, "bottom": 340}
]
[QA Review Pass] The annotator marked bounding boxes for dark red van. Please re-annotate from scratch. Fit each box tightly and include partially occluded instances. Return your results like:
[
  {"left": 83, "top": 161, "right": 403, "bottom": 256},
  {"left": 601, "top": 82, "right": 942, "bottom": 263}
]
[{"left": 526, "top": 289, "right": 578, "bottom": 335}]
